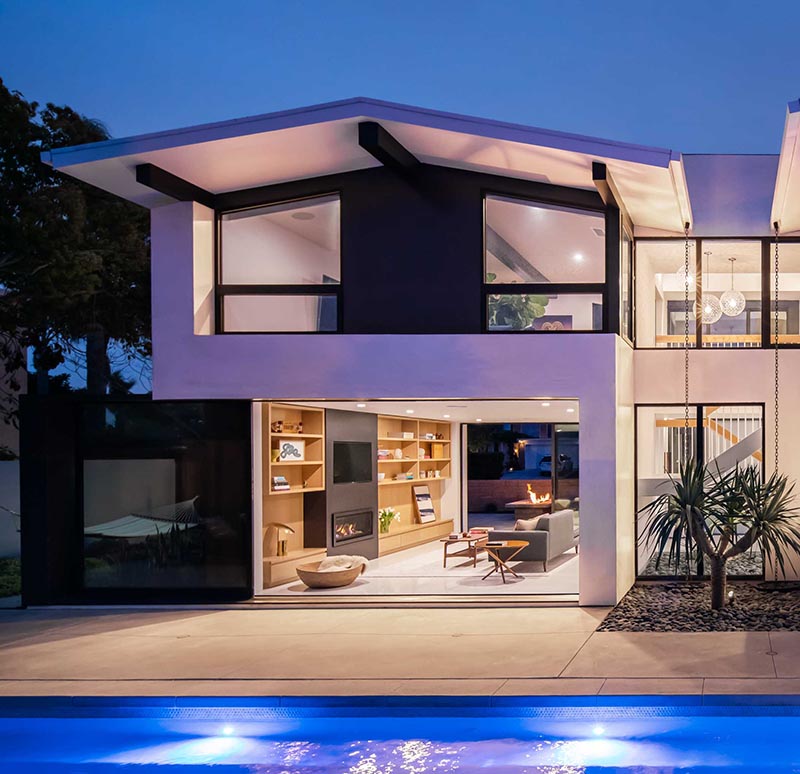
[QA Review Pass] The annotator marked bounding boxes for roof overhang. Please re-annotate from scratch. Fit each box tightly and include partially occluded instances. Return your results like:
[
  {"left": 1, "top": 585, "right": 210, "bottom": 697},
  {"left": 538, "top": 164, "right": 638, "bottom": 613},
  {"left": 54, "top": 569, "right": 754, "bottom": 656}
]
[
  {"left": 771, "top": 99, "right": 800, "bottom": 234},
  {"left": 43, "top": 97, "right": 692, "bottom": 232}
]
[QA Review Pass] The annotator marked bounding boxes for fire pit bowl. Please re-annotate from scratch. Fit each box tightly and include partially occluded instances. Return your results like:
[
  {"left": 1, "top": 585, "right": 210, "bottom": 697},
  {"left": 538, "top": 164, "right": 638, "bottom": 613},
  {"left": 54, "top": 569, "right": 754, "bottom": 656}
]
[{"left": 296, "top": 561, "right": 366, "bottom": 589}]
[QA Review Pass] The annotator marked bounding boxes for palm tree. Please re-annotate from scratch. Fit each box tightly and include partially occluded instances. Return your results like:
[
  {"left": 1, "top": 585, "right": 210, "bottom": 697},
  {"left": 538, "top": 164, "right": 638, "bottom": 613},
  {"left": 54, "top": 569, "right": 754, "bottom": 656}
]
[{"left": 640, "top": 460, "right": 800, "bottom": 609}]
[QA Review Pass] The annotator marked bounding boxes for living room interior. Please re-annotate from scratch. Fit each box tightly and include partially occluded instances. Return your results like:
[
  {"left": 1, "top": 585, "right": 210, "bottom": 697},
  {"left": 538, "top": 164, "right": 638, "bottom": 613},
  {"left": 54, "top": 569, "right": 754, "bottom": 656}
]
[{"left": 254, "top": 398, "right": 581, "bottom": 598}]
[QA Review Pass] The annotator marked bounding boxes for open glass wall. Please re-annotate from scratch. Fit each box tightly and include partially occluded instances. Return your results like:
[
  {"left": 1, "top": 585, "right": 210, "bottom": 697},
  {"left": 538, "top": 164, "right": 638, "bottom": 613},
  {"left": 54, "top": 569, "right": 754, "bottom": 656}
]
[
  {"left": 770, "top": 242, "right": 800, "bottom": 344},
  {"left": 636, "top": 404, "right": 763, "bottom": 578}
]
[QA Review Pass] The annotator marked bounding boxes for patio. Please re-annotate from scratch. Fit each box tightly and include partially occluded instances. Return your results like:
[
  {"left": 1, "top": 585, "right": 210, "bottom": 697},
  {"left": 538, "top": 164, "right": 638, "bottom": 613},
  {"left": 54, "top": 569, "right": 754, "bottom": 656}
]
[{"left": 2, "top": 605, "right": 800, "bottom": 698}]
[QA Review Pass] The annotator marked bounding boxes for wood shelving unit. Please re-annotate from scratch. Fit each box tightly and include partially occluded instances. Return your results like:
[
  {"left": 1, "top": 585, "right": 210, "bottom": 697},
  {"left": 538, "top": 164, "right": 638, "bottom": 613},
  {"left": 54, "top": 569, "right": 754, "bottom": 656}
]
[
  {"left": 376, "top": 414, "right": 453, "bottom": 557},
  {"left": 261, "top": 403, "right": 327, "bottom": 588}
]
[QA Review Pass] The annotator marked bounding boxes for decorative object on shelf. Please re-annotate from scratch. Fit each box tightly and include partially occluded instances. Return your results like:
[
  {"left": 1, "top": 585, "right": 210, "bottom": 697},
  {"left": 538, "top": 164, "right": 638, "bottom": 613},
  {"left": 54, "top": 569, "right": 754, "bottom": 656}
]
[
  {"left": 277, "top": 439, "right": 305, "bottom": 461},
  {"left": 393, "top": 448, "right": 403, "bottom": 459},
  {"left": 377, "top": 472, "right": 385, "bottom": 481},
  {"left": 434, "top": 470, "right": 442, "bottom": 478},
  {"left": 435, "top": 433, "right": 445, "bottom": 440},
  {"left": 418, "top": 447, "right": 426, "bottom": 458},
  {"left": 377, "top": 448, "right": 391, "bottom": 460},
  {"left": 720, "top": 256, "right": 746, "bottom": 317},
  {"left": 413, "top": 485, "right": 437, "bottom": 524},
  {"left": 697, "top": 250, "right": 722, "bottom": 325},
  {"left": 378, "top": 507, "right": 400, "bottom": 534},
  {"left": 388, "top": 431, "right": 414, "bottom": 439},
  {"left": 431, "top": 443, "right": 446, "bottom": 459},
  {"left": 270, "top": 420, "right": 284, "bottom": 434},
  {"left": 264, "top": 522, "right": 295, "bottom": 557},
  {"left": 419, "top": 470, "right": 427, "bottom": 479},
  {"left": 270, "top": 449, "right": 281, "bottom": 462},
  {"left": 271, "top": 475, "right": 291, "bottom": 492},
  {"left": 423, "top": 433, "right": 436, "bottom": 440},
  {"left": 272, "top": 420, "right": 303, "bottom": 434}
]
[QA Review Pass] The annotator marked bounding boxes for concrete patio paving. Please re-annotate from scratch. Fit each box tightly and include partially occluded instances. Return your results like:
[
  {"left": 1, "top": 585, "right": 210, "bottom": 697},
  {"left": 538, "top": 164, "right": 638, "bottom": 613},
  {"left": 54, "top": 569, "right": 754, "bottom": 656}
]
[{"left": 2, "top": 605, "right": 800, "bottom": 697}]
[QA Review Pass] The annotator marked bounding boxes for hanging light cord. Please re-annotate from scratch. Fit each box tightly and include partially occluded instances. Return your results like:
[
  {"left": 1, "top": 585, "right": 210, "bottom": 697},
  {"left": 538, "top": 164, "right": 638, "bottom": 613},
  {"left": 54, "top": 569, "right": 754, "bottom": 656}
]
[
  {"left": 684, "top": 224, "right": 691, "bottom": 462},
  {"left": 774, "top": 222, "right": 780, "bottom": 470}
]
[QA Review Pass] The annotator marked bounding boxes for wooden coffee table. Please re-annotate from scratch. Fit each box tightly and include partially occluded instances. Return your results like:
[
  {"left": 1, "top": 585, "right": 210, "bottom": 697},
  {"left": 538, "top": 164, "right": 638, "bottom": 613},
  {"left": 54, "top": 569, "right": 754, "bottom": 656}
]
[
  {"left": 482, "top": 540, "right": 528, "bottom": 583},
  {"left": 441, "top": 535, "right": 488, "bottom": 568}
]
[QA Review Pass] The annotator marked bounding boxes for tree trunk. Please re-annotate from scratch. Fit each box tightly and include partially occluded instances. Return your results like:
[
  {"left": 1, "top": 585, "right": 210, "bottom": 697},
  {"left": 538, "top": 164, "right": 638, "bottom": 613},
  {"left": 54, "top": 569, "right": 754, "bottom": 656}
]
[
  {"left": 33, "top": 347, "right": 49, "bottom": 395},
  {"left": 85, "top": 327, "right": 109, "bottom": 396},
  {"left": 710, "top": 555, "right": 727, "bottom": 610}
]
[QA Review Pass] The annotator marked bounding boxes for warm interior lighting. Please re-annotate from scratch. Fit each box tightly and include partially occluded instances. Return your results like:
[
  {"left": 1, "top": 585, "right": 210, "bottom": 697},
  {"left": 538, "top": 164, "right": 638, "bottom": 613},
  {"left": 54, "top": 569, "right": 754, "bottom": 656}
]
[
  {"left": 443, "top": 414, "right": 450, "bottom": 418},
  {"left": 541, "top": 402, "right": 551, "bottom": 407},
  {"left": 566, "top": 408, "right": 575, "bottom": 413},
  {"left": 405, "top": 409, "right": 414, "bottom": 414},
  {"left": 356, "top": 403, "right": 366, "bottom": 408}
]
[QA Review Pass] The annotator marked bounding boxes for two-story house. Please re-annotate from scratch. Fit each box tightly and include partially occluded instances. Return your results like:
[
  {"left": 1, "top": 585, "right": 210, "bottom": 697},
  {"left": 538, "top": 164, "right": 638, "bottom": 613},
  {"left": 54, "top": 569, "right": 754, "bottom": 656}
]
[{"left": 22, "top": 97, "right": 800, "bottom": 607}]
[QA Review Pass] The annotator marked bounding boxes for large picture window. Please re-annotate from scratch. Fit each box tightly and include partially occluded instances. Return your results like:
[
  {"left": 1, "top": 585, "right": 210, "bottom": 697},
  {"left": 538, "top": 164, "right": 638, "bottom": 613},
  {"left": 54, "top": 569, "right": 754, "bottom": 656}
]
[
  {"left": 635, "top": 403, "right": 763, "bottom": 578},
  {"left": 217, "top": 194, "right": 341, "bottom": 332},
  {"left": 483, "top": 194, "right": 606, "bottom": 332}
]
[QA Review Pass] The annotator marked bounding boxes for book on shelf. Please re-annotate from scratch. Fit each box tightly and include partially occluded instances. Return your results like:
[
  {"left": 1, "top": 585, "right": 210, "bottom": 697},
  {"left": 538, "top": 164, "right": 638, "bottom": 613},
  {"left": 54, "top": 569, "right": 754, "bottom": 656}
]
[{"left": 271, "top": 475, "right": 291, "bottom": 491}]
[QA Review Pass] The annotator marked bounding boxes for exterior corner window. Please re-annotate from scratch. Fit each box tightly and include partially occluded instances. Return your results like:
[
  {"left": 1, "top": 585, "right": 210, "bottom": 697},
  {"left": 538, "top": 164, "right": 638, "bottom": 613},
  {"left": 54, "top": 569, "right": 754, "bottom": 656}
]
[
  {"left": 217, "top": 194, "right": 341, "bottom": 332},
  {"left": 635, "top": 239, "right": 698, "bottom": 348},
  {"left": 621, "top": 229, "right": 633, "bottom": 343},
  {"left": 769, "top": 242, "right": 800, "bottom": 345},
  {"left": 486, "top": 293, "right": 602, "bottom": 332},
  {"left": 700, "top": 241, "right": 760, "bottom": 348},
  {"left": 483, "top": 193, "right": 606, "bottom": 333}
]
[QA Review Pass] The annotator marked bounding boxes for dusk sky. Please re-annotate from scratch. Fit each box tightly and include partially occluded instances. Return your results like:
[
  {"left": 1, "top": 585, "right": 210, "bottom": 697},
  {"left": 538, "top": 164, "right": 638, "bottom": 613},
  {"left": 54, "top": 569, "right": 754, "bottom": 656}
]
[{"left": 1, "top": 0, "right": 800, "bottom": 154}]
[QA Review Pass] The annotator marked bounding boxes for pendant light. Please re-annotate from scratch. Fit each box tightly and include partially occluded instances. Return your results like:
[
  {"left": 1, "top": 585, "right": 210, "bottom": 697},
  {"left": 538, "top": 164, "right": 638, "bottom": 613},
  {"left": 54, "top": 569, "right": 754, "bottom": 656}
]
[
  {"left": 720, "top": 257, "right": 746, "bottom": 316},
  {"left": 696, "top": 250, "right": 722, "bottom": 324}
]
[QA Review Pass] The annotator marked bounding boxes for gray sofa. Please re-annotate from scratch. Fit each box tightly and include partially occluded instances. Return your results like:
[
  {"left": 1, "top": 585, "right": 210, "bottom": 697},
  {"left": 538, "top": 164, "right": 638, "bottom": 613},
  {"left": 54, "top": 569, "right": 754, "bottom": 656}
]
[{"left": 490, "top": 509, "right": 578, "bottom": 571}]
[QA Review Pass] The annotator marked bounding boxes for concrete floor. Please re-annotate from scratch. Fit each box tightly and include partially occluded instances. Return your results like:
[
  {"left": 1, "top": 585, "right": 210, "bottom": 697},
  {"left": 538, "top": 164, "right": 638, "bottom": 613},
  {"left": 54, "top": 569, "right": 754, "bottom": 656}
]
[{"left": 2, "top": 606, "right": 800, "bottom": 697}]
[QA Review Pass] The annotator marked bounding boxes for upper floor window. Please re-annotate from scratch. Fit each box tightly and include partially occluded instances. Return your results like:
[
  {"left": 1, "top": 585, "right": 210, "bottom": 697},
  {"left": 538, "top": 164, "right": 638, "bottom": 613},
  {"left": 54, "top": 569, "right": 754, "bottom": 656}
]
[
  {"left": 217, "top": 194, "right": 341, "bottom": 332},
  {"left": 636, "top": 238, "right": 764, "bottom": 349},
  {"left": 483, "top": 194, "right": 605, "bottom": 332}
]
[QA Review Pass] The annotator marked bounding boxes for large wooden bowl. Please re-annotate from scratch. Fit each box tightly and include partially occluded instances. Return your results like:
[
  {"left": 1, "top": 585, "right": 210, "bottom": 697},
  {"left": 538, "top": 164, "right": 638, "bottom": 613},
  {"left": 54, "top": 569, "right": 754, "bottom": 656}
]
[{"left": 296, "top": 561, "right": 366, "bottom": 589}]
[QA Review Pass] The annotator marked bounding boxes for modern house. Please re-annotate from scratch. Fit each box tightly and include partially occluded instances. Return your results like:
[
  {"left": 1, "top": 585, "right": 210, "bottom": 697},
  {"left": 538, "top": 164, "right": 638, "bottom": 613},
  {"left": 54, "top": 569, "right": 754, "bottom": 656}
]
[{"left": 21, "top": 97, "right": 800, "bottom": 607}]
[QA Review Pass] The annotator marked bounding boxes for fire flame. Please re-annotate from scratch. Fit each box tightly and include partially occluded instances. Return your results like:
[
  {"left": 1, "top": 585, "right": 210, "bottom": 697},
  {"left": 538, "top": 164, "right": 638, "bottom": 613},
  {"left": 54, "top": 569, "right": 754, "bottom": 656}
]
[
  {"left": 527, "top": 484, "right": 551, "bottom": 505},
  {"left": 335, "top": 522, "right": 363, "bottom": 540}
]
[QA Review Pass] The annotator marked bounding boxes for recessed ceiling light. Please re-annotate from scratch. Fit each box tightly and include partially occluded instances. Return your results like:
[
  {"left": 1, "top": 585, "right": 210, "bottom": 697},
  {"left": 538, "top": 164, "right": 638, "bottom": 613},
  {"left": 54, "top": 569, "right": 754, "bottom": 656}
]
[
  {"left": 566, "top": 408, "right": 575, "bottom": 413},
  {"left": 476, "top": 418, "right": 483, "bottom": 423},
  {"left": 291, "top": 211, "right": 315, "bottom": 220},
  {"left": 573, "top": 253, "right": 584, "bottom": 262},
  {"left": 541, "top": 402, "right": 551, "bottom": 407},
  {"left": 443, "top": 414, "right": 451, "bottom": 419},
  {"left": 356, "top": 403, "right": 366, "bottom": 408},
  {"left": 405, "top": 409, "right": 414, "bottom": 414}
]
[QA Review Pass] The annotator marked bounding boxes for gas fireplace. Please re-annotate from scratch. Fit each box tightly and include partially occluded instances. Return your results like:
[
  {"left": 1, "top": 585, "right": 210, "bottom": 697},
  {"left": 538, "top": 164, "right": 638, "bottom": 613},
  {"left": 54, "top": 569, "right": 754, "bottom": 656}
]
[{"left": 332, "top": 510, "right": 374, "bottom": 545}]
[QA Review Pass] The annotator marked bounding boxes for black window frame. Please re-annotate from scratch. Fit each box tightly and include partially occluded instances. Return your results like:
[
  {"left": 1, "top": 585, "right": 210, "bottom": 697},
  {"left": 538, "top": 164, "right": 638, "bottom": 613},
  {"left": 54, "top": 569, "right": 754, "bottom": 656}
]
[
  {"left": 481, "top": 191, "right": 611, "bottom": 334},
  {"left": 215, "top": 192, "right": 343, "bottom": 334},
  {"left": 633, "top": 235, "right": 800, "bottom": 350}
]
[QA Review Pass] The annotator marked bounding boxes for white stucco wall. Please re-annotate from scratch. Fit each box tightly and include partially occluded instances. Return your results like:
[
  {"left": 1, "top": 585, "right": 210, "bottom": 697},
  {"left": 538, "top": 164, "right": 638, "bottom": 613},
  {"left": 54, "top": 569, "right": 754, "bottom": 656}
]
[{"left": 150, "top": 200, "right": 636, "bottom": 605}]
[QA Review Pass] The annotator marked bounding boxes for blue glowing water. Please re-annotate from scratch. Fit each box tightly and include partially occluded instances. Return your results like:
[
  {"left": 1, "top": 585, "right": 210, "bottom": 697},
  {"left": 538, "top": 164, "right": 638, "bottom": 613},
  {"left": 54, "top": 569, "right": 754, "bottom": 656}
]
[{"left": 1, "top": 704, "right": 800, "bottom": 772}]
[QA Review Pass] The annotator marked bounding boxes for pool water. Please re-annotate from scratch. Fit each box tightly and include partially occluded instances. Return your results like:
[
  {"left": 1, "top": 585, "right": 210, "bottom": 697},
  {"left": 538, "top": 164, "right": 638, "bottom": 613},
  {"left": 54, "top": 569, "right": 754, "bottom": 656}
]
[{"left": 2, "top": 700, "right": 800, "bottom": 772}]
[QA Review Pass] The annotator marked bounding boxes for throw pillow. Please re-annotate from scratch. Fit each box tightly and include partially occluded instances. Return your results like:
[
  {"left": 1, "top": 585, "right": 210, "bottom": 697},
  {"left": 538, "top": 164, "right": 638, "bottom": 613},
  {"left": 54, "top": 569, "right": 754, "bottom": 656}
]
[{"left": 514, "top": 516, "right": 539, "bottom": 531}]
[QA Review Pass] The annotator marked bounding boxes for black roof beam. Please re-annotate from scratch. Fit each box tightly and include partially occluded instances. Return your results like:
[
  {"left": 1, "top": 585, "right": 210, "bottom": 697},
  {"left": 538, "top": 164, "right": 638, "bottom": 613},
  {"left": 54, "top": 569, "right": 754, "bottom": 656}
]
[
  {"left": 135, "top": 163, "right": 216, "bottom": 209},
  {"left": 358, "top": 121, "right": 419, "bottom": 173},
  {"left": 592, "top": 161, "right": 633, "bottom": 234}
]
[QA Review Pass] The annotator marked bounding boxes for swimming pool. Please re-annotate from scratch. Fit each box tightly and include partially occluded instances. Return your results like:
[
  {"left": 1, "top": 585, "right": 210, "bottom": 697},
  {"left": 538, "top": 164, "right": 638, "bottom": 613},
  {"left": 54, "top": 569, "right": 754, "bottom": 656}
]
[{"left": 1, "top": 696, "right": 800, "bottom": 772}]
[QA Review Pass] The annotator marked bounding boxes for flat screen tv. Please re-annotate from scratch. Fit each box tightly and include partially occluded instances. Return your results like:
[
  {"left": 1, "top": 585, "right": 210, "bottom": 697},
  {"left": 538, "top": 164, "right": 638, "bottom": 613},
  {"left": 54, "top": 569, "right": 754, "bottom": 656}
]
[{"left": 333, "top": 441, "right": 373, "bottom": 484}]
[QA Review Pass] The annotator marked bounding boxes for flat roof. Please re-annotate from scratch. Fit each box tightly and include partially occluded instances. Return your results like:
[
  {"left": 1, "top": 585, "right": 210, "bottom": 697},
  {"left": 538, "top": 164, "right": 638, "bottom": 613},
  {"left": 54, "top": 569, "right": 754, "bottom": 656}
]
[{"left": 44, "top": 97, "right": 693, "bottom": 233}]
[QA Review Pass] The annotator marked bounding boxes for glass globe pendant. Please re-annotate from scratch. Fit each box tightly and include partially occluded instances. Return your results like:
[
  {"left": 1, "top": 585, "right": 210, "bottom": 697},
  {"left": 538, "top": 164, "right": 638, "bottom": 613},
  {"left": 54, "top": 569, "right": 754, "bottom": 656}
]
[
  {"left": 695, "top": 250, "right": 722, "bottom": 324},
  {"left": 674, "top": 264, "right": 694, "bottom": 290},
  {"left": 720, "top": 256, "right": 746, "bottom": 317}
]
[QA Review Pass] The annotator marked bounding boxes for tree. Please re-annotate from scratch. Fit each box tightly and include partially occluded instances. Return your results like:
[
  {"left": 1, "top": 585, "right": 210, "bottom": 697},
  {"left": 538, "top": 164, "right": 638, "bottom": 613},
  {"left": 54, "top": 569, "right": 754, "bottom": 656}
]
[
  {"left": 0, "top": 78, "right": 150, "bottom": 441},
  {"left": 640, "top": 459, "right": 800, "bottom": 609}
]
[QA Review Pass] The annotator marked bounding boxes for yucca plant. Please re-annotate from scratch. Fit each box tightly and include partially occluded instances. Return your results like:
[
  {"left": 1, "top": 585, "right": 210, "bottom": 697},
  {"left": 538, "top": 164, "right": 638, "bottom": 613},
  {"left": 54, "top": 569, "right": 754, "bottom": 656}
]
[{"left": 640, "top": 459, "right": 800, "bottom": 609}]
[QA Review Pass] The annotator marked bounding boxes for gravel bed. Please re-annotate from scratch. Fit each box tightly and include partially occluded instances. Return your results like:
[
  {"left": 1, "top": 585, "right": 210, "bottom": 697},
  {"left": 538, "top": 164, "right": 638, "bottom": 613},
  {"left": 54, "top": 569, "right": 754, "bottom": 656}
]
[
  {"left": 641, "top": 551, "right": 763, "bottom": 577},
  {"left": 598, "top": 582, "right": 800, "bottom": 632}
]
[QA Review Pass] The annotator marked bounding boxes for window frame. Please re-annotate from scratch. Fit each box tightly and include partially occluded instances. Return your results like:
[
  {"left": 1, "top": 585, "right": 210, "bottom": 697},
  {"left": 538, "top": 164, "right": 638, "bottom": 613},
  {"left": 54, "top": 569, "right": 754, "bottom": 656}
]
[
  {"left": 481, "top": 190, "right": 610, "bottom": 334},
  {"left": 215, "top": 192, "right": 343, "bottom": 334},
  {"left": 634, "top": 235, "right": 800, "bottom": 350}
]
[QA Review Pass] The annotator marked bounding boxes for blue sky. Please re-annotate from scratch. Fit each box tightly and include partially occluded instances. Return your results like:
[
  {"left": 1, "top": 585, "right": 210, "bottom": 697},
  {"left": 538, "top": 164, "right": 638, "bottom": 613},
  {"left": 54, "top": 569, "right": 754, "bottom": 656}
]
[{"left": 1, "top": 0, "right": 800, "bottom": 153}]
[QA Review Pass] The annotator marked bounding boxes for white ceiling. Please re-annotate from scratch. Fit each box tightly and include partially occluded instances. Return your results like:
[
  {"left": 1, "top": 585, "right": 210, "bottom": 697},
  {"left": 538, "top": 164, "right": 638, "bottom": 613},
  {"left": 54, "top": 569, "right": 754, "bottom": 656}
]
[{"left": 292, "top": 398, "right": 580, "bottom": 424}]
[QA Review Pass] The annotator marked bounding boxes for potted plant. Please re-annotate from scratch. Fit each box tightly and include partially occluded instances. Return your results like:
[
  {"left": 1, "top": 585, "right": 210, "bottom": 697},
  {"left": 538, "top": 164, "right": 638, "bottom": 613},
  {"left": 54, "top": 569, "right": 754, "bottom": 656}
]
[
  {"left": 640, "top": 459, "right": 800, "bottom": 610},
  {"left": 378, "top": 507, "right": 400, "bottom": 534}
]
